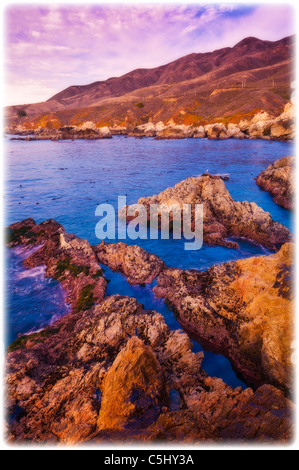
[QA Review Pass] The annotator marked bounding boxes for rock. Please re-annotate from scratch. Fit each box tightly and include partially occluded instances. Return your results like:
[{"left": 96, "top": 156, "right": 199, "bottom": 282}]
[
  {"left": 93, "top": 241, "right": 165, "bottom": 284},
  {"left": 256, "top": 156, "right": 294, "bottom": 209},
  {"left": 5, "top": 294, "right": 202, "bottom": 442},
  {"left": 227, "top": 123, "right": 245, "bottom": 139},
  {"left": 6, "top": 219, "right": 294, "bottom": 443},
  {"left": 193, "top": 125, "right": 206, "bottom": 138},
  {"left": 270, "top": 101, "right": 295, "bottom": 140},
  {"left": 147, "top": 382, "right": 293, "bottom": 442},
  {"left": 6, "top": 218, "right": 107, "bottom": 310},
  {"left": 205, "top": 123, "right": 227, "bottom": 139},
  {"left": 124, "top": 174, "right": 291, "bottom": 250},
  {"left": 155, "top": 124, "right": 195, "bottom": 139},
  {"left": 153, "top": 243, "right": 294, "bottom": 394},
  {"left": 238, "top": 119, "right": 250, "bottom": 133},
  {"left": 97, "top": 337, "right": 168, "bottom": 431}
]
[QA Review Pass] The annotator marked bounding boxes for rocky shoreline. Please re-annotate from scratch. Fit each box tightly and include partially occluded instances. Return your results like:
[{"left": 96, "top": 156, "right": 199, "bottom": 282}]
[
  {"left": 6, "top": 100, "right": 295, "bottom": 142},
  {"left": 256, "top": 156, "right": 294, "bottom": 210},
  {"left": 5, "top": 217, "right": 294, "bottom": 443}
]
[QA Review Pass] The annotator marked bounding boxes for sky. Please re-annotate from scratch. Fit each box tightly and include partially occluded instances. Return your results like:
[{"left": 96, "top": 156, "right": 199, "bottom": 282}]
[{"left": 4, "top": 2, "right": 296, "bottom": 106}]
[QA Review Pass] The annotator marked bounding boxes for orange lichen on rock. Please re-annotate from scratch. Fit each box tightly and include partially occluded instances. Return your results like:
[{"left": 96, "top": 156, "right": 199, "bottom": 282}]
[{"left": 97, "top": 337, "right": 168, "bottom": 431}]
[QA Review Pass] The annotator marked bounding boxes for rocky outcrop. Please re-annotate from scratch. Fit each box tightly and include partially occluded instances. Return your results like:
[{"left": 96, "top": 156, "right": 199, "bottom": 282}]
[
  {"left": 7, "top": 218, "right": 107, "bottom": 310},
  {"left": 9, "top": 124, "right": 112, "bottom": 141},
  {"left": 6, "top": 219, "right": 294, "bottom": 443},
  {"left": 270, "top": 101, "right": 295, "bottom": 140},
  {"left": 256, "top": 156, "right": 294, "bottom": 210},
  {"left": 5, "top": 293, "right": 201, "bottom": 442},
  {"left": 6, "top": 292, "right": 293, "bottom": 444},
  {"left": 97, "top": 336, "right": 168, "bottom": 431},
  {"left": 123, "top": 174, "right": 291, "bottom": 250},
  {"left": 93, "top": 241, "right": 165, "bottom": 284},
  {"left": 7, "top": 100, "right": 294, "bottom": 142},
  {"left": 154, "top": 243, "right": 294, "bottom": 394}
]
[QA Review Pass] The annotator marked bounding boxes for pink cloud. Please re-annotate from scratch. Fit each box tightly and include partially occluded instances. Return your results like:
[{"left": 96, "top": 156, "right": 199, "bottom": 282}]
[{"left": 4, "top": 4, "right": 295, "bottom": 106}]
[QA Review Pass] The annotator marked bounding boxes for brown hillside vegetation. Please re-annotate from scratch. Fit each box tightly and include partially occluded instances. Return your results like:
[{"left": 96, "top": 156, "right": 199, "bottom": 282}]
[{"left": 5, "top": 35, "right": 294, "bottom": 129}]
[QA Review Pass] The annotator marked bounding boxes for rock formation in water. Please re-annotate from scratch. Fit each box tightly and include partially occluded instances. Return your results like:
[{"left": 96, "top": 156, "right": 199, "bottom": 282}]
[
  {"left": 6, "top": 291, "right": 293, "bottom": 443},
  {"left": 123, "top": 174, "right": 291, "bottom": 250},
  {"left": 94, "top": 241, "right": 165, "bottom": 285},
  {"left": 7, "top": 218, "right": 107, "bottom": 310},
  {"left": 153, "top": 243, "right": 294, "bottom": 394},
  {"left": 5, "top": 219, "right": 294, "bottom": 443},
  {"left": 256, "top": 156, "right": 294, "bottom": 210}
]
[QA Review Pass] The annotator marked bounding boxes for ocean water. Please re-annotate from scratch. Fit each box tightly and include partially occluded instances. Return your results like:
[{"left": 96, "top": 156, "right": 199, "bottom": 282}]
[{"left": 5, "top": 136, "right": 294, "bottom": 388}]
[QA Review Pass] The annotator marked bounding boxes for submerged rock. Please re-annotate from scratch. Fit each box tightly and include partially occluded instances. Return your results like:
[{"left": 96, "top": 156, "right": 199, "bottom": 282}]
[
  {"left": 256, "top": 156, "right": 294, "bottom": 210},
  {"left": 123, "top": 174, "right": 291, "bottom": 250},
  {"left": 154, "top": 243, "right": 294, "bottom": 394}
]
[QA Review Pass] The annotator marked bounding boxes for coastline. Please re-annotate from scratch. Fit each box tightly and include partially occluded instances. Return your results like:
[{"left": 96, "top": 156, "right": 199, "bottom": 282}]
[{"left": 5, "top": 100, "right": 295, "bottom": 143}]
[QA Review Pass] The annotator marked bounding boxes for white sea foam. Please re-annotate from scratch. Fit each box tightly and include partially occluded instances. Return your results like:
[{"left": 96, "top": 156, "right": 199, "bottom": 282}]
[{"left": 15, "top": 265, "right": 46, "bottom": 280}]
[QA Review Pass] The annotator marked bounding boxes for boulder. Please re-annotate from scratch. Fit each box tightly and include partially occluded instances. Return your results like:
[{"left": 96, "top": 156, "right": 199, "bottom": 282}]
[
  {"left": 97, "top": 337, "right": 168, "bottom": 431},
  {"left": 256, "top": 156, "right": 294, "bottom": 209}
]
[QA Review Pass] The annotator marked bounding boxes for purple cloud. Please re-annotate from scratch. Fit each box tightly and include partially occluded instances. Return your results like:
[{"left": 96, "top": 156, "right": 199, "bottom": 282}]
[{"left": 4, "top": 3, "right": 295, "bottom": 105}]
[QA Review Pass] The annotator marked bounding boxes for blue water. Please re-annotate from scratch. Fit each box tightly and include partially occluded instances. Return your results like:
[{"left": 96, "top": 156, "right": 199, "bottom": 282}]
[
  {"left": 5, "top": 136, "right": 294, "bottom": 388},
  {"left": 5, "top": 246, "right": 70, "bottom": 345}
]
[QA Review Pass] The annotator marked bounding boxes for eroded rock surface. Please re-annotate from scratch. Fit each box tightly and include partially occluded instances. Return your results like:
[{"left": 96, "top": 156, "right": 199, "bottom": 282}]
[
  {"left": 6, "top": 293, "right": 293, "bottom": 444},
  {"left": 154, "top": 243, "right": 294, "bottom": 394},
  {"left": 93, "top": 241, "right": 165, "bottom": 284},
  {"left": 124, "top": 174, "right": 291, "bottom": 250},
  {"left": 5, "top": 219, "right": 294, "bottom": 444},
  {"left": 7, "top": 218, "right": 107, "bottom": 310},
  {"left": 256, "top": 156, "right": 294, "bottom": 210}
]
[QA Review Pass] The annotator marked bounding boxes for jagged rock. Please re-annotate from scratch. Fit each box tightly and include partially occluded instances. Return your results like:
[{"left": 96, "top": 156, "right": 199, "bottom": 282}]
[
  {"left": 153, "top": 243, "right": 294, "bottom": 394},
  {"left": 97, "top": 336, "right": 168, "bottom": 431},
  {"left": 227, "top": 123, "right": 246, "bottom": 139},
  {"left": 124, "top": 174, "right": 291, "bottom": 250},
  {"left": 270, "top": 101, "right": 295, "bottom": 140},
  {"left": 147, "top": 383, "right": 293, "bottom": 442},
  {"left": 205, "top": 123, "right": 227, "bottom": 139},
  {"left": 6, "top": 220, "right": 294, "bottom": 443},
  {"left": 155, "top": 124, "right": 195, "bottom": 139},
  {"left": 5, "top": 294, "right": 203, "bottom": 443},
  {"left": 6, "top": 218, "right": 107, "bottom": 310},
  {"left": 93, "top": 241, "right": 165, "bottom": 284},
  {"left": 256, "top": 156, "right": 294, "bottom": 209},
  {"left": 193, "top": 125, "right": 206, "bottom": 138},
  {"left": 238, "top": 119, "right": 250, "bottom": 133}
]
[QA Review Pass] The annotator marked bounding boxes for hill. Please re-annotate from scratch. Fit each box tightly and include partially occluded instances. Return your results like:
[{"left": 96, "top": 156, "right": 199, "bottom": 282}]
[{"left": 5, "top": 35, "right": 294, "bottom": 130}]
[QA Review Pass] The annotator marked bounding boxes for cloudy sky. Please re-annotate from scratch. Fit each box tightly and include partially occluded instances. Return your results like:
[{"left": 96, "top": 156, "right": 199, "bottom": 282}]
[{"left": 4, "top": 2, "right": 295, "bottom": 106}]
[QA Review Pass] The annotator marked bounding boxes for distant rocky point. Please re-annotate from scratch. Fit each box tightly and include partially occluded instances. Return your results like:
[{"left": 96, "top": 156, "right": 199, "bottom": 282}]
[{"left": 6, "top": 100, "right": 295, "bottom": 142}]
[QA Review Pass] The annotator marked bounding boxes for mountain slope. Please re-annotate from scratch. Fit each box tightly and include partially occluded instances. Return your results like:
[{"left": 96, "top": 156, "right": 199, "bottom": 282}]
[{"left": 5, "top": 35, "right": 294, "bottom": 129}]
